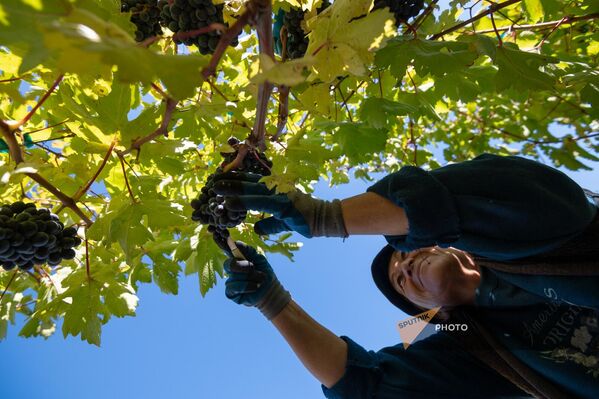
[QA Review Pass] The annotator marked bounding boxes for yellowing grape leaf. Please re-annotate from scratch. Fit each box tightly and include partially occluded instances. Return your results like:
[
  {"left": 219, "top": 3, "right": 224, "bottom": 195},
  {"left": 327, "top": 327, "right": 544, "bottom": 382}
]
[
  {"left": 252, "top": 54, "right": 313, "bottom": 86},
  {"left": 305, "top": 0, "right": 395, "bottom": 82}
]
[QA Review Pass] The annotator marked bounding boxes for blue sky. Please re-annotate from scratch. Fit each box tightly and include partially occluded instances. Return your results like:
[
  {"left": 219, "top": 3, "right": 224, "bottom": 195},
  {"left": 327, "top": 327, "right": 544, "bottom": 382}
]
[{"left": 1, "top": 160, "right": 597, "bottom": 399}]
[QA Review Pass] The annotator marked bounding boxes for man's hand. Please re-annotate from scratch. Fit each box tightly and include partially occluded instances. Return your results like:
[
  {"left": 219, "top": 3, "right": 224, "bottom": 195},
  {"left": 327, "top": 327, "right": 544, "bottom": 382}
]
[
  {"left": 224, "top": 242, "right": 291, "bottom": 320},
  {"left": 213, "top": 172, "right": 347, "bottom": 238}
]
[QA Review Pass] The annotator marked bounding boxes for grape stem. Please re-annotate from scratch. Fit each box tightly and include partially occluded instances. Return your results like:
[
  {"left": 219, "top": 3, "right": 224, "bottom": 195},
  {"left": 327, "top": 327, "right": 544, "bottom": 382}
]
[
  {"left": 336, "top": 86, "right": 354, "bottom": 123},
  {"left": 223, "top": 144, "right": 249, "bottom": 173},
  {"left": 85, "top": 236, "right": 91, "bottom": 281},
  {"left": 489, "top": 11, "right": 503, "bottom": 46},
  {"left": 35, "top": 266, "right": 58, "bottom": 293},
  {"left": 206, "top": 79, "right": 230, "bottom": 102},
  {"left": 0, "top": 270, "right": 18, "bottom": 304},
  {"left": 411, "top": 0, "right": 439, "bottom": 32}
]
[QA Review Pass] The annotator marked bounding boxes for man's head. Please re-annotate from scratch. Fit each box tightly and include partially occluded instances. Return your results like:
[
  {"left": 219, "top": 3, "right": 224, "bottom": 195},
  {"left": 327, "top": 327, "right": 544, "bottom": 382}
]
[{"left": 372, "top": 245, "right": 481, "bottom": 317}]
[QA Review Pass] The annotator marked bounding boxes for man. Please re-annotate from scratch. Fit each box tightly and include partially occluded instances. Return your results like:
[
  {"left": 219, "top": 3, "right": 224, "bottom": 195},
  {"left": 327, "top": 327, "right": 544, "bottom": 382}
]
[{"left": 214, "top": 154, "right": 599, "bottom": 398}]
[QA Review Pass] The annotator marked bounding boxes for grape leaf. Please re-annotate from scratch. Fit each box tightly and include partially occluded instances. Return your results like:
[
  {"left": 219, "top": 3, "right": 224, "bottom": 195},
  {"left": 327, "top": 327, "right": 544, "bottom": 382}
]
[
  {"left": 333, "top": 123, "right": 388, "bottom": 163},
  {"left": 305, "top": 0, "right": 395, "bottom": 82},
  {"left": 360, "top": 98, "right": 418, "bottom": 128},
  {"left": 493, "top": 43, "right": 557, "bottom": 92}
]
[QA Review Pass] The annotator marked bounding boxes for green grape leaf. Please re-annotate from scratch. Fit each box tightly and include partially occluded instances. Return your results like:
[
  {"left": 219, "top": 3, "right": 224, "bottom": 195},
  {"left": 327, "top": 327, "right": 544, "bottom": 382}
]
[
  {"left": 360, "top": 98, "right": 418, "bottom": 128},
  {"left": 333, "top": 123, "right": 388, "bottom": 163},
  {"left": 186, "top": 232, "right": 227, "bottom": 296},
  {"left": 61, "top": 280, "right": 104, "bottom": 346},
  {"left": 493, "top": 43, "right": 557, "bottom": 92}
]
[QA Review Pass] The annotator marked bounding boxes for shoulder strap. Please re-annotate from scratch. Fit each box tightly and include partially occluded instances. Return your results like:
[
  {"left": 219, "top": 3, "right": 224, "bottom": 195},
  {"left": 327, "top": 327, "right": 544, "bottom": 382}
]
[{"left": 449, "top": 310, "right": 571, "bottom": 399}]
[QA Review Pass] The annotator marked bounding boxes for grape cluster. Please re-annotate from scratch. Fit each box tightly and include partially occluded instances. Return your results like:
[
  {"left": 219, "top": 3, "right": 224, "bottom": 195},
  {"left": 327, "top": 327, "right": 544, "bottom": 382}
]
[
  {"left": 121, "top": 0, "right": 163, "bottom": 42},
  {"left": 282, "top": 1, "right": 330, "bottom": 59},
  {"left": 190, "top": 138, "right": 273, "bottom": 248},
  {"left": 158, "top": 0, "right": 238, "bottom": 55},
  {"left": 373, "top": 0, "right": 425, "bottom": 24},
  {"left": 0, "top": 202, "right": 81, "bottom": 272}
]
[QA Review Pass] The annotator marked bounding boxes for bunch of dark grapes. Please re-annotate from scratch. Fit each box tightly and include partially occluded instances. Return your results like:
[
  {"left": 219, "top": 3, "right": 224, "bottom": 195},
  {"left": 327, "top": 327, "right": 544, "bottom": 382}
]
[
  {"left": 158, "top": 0, "right": 238, "bottom": 55},
  {"left": 190, "top": 138, "right": 273, "bottom": 249},
  {"left": 373, "top": 0, "right": 425, "bottom": 25},
  {"left": 0, "top": 202, "right": 81, "bottom": 272},
  {"left": 121, "top": 0, "right": 163, "bottom": 42},
  {"left": 282, "top": 1, "right": 330, "bottom": 60}
]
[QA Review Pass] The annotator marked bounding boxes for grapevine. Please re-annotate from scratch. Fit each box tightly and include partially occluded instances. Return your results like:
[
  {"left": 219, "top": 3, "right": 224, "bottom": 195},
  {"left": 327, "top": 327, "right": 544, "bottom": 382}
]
[
  {"left": 1, "top": 0, "right": 596, "bottom": 348},
  {"left": 190, "top": 138, "right": 272, "bottom": 249},
  {"left": 0, "top": 202, "right": 81, "bottom": 271}
]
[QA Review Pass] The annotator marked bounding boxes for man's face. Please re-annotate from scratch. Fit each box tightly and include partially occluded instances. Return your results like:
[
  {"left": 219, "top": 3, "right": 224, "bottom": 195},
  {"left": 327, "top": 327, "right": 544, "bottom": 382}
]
[{"left": 387, "top": 246, "right": 481, "bottom": 308}]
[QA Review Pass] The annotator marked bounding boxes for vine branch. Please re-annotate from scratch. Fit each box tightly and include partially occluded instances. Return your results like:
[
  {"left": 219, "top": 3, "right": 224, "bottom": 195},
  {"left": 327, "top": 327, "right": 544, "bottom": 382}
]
[
  {"left": 474, "top": 13, "right": 598, "bottom": 33},
  {"left": 16, "top": 74, "right": 64, "bottom": 129},
  {"left": 250, "top": 0, "right": 275, "bottom": 151},
  {"left": 173, "top": 23, "right": 228, "bottom": 42},
  {"left": 55, "top": 139, "right": 117, "bottom": 215},
  {"left": 429, "top": 0, "right": 521, "bottom": 39},
  {"left": 499, "top": 130, "right": 599, "bottom": 144},
  {"left": 22, "top": 119, "right": 70, "bottom": 136},
  {"left": 0, "top": 121, "right": 92, "bottom": 226},
  {"left": 274, "top": 85, "right": 290, "bottom": 141},
  {"left": 118, "top": 98, "right": 178, "bottom": 156},
  {"left": 202, "top": 9, "right": 253, "bottom": 80}
]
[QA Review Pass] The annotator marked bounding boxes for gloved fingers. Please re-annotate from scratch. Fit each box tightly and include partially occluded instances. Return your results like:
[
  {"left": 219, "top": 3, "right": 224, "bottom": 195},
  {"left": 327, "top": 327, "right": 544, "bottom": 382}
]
[
  {"left": 213, "top": 179, "right": 273, "bottom": 196},
  {"left": 225, "top": 281, "right": 260, "bottom": 299},
  {"left": 233, "top": 241, "right": 267, "bottom": 263},
  {"left": 226, "top": 269, "right": 266, "bottom": 284},
  {"left": 212, "top": 171, "right": 263, "bottom": 184},
  {"left": 228, "top": 194, "right": 292, "bottom": 216},
  {"left": 224, "top": 258, "right": 254, "bottom": 273},
  {"left": 254, "top": 217, "right": 292, "bottom": 236}
]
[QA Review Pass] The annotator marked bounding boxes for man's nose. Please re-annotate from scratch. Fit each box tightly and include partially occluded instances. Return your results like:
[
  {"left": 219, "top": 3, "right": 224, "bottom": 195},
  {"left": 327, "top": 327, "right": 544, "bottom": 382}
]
[{"left": 400, "top": 258, "right": 413, "bottom": 279}]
